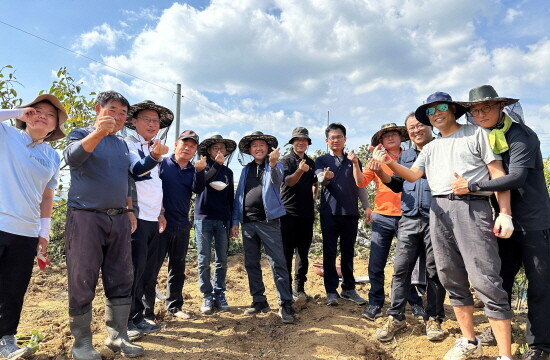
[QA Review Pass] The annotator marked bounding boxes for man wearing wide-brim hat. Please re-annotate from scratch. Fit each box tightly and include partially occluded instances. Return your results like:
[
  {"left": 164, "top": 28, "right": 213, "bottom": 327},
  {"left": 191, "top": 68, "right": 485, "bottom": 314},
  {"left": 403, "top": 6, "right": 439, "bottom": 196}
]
[
  {"left": 124, "top": 100, "right": 171, "bottom": 338},
  {"left": 371, "top": 91, "right": 515, "bottom": 360},
  {"left": 352, "top": 123, "right": 420, "bottom": 320},
  {"left": 452, "top": 85, "right": 550, "bottom": 360},
  {"left": 194, "top": 135, "right": 236, "bottom": 315},
  {"left": 230, "top": 131, "right": 294, "bottom": 324},
  {"left": 279, "top": 127, "right": 318, "bottom": 301}
]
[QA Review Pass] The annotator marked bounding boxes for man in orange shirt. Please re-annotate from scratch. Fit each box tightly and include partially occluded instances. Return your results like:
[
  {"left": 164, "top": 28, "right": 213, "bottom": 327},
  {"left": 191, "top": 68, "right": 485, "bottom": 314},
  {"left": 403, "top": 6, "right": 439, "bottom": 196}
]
[{"left": 351, "top": 123, "right": 423, "bottom": 320}]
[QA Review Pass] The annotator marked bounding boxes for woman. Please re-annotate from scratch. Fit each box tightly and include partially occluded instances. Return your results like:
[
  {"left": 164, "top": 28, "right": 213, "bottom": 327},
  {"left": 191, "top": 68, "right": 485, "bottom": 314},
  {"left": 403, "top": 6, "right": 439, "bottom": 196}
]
[{"left": 0, "top": 94, "right": 67, "bottom": 359}]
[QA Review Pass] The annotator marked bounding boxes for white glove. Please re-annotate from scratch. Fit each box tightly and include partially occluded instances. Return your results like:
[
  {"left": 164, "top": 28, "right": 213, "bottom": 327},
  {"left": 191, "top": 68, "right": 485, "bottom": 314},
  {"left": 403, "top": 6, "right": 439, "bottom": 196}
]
[
  {"left": 371, "top": 147, "right": 393, "bottom": 164},
  {"left": 494, "top": 213, "right": 514, "bottom": 239}
]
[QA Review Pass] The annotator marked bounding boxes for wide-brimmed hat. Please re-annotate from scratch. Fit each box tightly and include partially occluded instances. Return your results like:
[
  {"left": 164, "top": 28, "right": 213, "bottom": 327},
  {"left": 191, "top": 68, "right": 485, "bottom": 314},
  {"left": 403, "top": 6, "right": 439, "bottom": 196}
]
[
  {"left": 371, "top": 123, "right": 409, "bottom": 147},
  {"left": 126, "top": 100, "right": 174, "bottom": 130},
  {"left": 457, "top": 85, "right": 519, "bottom": 108},
  {"left": 177, "top": 130, "right": 199, "bottom": 144},
  {"left": 198, "top": 134, "right": 237, "bottom": 157},
  {"left": 238, "top": 131, "right": 278, "bottom": 155},
  {"left": 16, "top": 94, "right": 68, "bottom": 142},
  {"left": 288, "top": 126, "right": 312, "bottom": 145},
  {"left": 415, "top": 92, "right": 467, "bottom": 126}
]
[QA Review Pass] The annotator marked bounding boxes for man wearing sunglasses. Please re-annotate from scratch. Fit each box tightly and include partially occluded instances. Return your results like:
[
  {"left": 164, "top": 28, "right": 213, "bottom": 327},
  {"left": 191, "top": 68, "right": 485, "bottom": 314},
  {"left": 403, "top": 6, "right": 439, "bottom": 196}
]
[
  {"left": 371, "top": 92, "right": 514, "bottom": 360},
  {"left": 451, "top": 85, "right": 550, "bottom": 360}
]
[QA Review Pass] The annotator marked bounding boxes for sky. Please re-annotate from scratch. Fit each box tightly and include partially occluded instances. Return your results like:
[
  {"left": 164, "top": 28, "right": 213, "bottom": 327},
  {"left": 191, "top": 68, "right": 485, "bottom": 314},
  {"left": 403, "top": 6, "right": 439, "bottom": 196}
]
[{"left": 2, "top": 0, "right": 550, "bottom": 179}]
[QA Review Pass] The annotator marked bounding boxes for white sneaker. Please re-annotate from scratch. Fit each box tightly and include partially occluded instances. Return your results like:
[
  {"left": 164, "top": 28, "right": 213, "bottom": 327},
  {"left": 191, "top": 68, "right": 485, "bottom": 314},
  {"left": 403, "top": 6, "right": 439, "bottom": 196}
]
[{"left": 443, "top": 337, "right": 482, "bottom": 360}]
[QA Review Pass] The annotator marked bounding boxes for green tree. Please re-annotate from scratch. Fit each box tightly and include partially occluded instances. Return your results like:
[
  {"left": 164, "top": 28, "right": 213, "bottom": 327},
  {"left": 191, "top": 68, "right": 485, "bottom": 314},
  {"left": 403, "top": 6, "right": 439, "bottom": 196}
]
[{"left": 0, "top": 65, "right": 22, "bottom": 110}]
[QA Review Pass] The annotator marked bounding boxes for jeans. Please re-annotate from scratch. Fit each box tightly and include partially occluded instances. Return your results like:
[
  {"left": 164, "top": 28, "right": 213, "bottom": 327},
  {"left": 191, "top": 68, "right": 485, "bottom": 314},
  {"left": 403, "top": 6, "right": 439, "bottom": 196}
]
[
  {"left": 387, "top": 216, "right": 446, "bottom": 321},
  {"left": 241, "top": 220, "right": 292, "bottom": 305},
  {"left": 195, "top": 220, "right": 229, "bottom": 298}
]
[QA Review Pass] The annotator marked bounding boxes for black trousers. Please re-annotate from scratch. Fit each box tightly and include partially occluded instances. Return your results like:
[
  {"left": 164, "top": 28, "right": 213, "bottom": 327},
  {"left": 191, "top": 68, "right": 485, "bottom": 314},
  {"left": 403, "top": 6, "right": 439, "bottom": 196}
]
[
  {"left": 320, "top": 214, "right": 358, "bottom": 294},
  {"left": 0, "top": 231, "right": 37, "bottom": 337},
  {"left": 129, "top": 219, "right": 159, "bottom": 323},
  {"left": 281, "top": 215, "right": 314, "bottom": 293},
  {"left": 144, "top": 224, "right": 190, "bottom": 317},
  {"left": 498, "top": 229, "right": 550, "bottom": 352}
]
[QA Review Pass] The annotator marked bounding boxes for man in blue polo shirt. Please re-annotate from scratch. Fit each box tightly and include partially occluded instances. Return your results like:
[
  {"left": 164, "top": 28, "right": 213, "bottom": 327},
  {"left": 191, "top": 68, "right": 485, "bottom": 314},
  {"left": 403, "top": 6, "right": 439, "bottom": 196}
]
[{"left": 144, "top": 130, "right": 206, "bottom": 321}]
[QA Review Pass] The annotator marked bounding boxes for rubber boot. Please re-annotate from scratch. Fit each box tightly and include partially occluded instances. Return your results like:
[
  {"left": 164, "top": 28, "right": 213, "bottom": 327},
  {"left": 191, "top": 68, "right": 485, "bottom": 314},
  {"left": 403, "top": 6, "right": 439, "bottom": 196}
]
[
  {"left": 104, "top": 298, "right": 144, "bottom": 358},
  {"left": 69, "top": 310, "right": 101, "bottom": 360}
]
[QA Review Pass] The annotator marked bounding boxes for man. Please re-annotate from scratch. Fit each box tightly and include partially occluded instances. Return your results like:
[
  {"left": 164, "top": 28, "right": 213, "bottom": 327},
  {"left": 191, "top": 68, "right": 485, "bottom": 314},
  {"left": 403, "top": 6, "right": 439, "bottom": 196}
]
[
  {"left": 194, "top": 134, "right": 236, "bottom": 314},
  {"left": 314, "top": 123, "right": 371, "bottom": 306},
  {"left": 230, "top": 131, "right": 294, "bottom": 324},
  {"left": 125, "top": 100, "right": 172, "bottom": 337},
  {"left": 371, "top": 113, "right": 446, "bottom": 343},
  {"left": 351, "top": 123, "right": 424, "bottom": 320},
  {"left": 280, "top": 127, "right": 318, "bottom": 300},
  {"left": 452, "top": 85, "right": 550, "bottom": 360},
  {"left": 64, "top": 91, "right": 166, "bottom": 359},
  {"left": 145, "top": 130, "right": 206, "bottom": 320},
  {"left": 372, "top": 91, "right": 514, "bottom": 360}
]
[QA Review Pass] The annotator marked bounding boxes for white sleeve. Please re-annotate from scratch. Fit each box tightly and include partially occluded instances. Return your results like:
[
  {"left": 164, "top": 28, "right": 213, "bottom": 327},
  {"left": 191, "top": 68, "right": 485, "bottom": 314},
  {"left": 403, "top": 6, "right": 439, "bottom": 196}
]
[{"left": 0, "top": 109, "right": 24, "bottom": 121}]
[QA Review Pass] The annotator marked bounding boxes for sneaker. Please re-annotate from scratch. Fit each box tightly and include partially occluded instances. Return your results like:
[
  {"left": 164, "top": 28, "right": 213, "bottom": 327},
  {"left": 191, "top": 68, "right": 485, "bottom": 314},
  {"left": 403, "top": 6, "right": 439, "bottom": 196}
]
[
  {"left": 340, "top": 289, "right": 367, "bottom": 305},
  {"left": 0, "top": 335, "right": 33, "bottom": 360},
  {"left": 278, "top": 303, "right": 295, "bottom": 324},
  {"left": 127, "top": 321, "right": 145, "bottom": 341},
  {"left": 362, "top": 305, "right": 382, "bottom": 321},
  {"left": 326, "top": 293, "right": 340, "bottom": 306},
  {"left": 478, "top": 326, "right": 496, "bottom": 346},
  {"left": 375, "top": 316, "right": 406, "bottom": 342},
  {"left": 134, "top": 318, "right": 161, "bottom": 334},
  {"left": 170, "top": 310, "right": 193, "bottom": 320},
  {"left": 425, "top": 318, "right": 445, "bottom": 341},
  {"left": 200, "top": 297, "right": 215, "bottom": 315},
  {"left": 214, "top": 293, "right": 231, "bottom": 312},
  {"left": 443, "top": 337, "right": 482, "bottom": 360},
  {"left": 411, "top": 303, "right": 427, "bottom": 319},
  {"left": 522, "top": 347, "right": 550, "bottom": 360},
  {"left": 243, "top": 301, "right": 270, "bottom": 315}
]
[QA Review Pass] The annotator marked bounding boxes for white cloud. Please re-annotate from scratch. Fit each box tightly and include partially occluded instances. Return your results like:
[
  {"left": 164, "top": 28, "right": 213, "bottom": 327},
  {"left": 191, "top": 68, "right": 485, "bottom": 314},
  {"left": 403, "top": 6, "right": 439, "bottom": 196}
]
[
  {"left": 503, "top": 8, "right": 522, "bottom": 24},
  {"left": 74, "top": 23, "right": 125, "bottom": 51}
]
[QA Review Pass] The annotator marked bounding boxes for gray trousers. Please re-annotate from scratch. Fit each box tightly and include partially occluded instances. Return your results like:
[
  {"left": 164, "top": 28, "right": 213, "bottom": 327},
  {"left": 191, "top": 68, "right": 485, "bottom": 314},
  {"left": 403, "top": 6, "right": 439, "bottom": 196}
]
[
  {"left": 430, "top": 197, "right": 512, "bottom": 320},
  {"left": 242, "top": 220, "right": 292, "bottom": 305}
]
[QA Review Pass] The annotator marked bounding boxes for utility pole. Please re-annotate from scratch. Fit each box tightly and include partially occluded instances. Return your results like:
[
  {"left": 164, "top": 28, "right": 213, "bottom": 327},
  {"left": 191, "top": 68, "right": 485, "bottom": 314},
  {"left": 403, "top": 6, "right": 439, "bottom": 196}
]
[{"left": 175, "top": 84, "right": 181, "bottom": 141}]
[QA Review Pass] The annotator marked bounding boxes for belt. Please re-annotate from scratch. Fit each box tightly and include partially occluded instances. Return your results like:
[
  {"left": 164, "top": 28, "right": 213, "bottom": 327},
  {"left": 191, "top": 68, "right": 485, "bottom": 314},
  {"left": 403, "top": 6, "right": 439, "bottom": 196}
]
[
  {"left": 72, "top": 207, "right": 132, "bottom": 215},
  {"left": 433, "top": 194, "right": 489, "bottom": 201}
]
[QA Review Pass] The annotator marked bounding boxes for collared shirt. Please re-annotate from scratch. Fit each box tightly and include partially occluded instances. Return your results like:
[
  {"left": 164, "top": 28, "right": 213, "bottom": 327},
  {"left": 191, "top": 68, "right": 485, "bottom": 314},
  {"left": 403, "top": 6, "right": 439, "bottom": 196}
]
[
  {"left": 358, "top": 150, "right": 402, "bottom": 216},
  {"left": 159, "top": 155, "right": 205, "bottom": 227},
  {"left": 280, "top": 150, "right": 318, "bottom": 218}
]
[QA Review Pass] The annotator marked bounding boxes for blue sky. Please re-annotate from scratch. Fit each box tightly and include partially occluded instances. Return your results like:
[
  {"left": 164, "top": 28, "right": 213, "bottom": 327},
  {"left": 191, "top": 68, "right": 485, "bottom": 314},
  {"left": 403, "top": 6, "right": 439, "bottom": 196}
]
[{"left": 2, "top": 0, "right": 550, "bottom": 180}]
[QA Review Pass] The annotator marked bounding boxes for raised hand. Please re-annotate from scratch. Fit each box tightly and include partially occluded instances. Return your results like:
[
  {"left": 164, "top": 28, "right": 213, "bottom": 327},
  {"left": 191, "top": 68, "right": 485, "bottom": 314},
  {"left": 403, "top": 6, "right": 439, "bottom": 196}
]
[
  {"left": 215, "top": 150, "right": 225, "bottom": 165},
  {"left": 195, "top": 155, "right": 207, "bottom": 171},
  {"left": 451, "top": 172, "right": 469, "bottom": 195},
  {"left": 298, "top": 159, "right": 310, "bottom": 172},
  {"left": 96, "top": 108, "right": 116, "bottom": 136},
  {"left": 323, "top": 167, "right": 334, "bottom": 180},
  {"left": 347, "top": 149, "right": 359, "bottom": 164},
  {"left": 150, "top": 139, "right": 169, "bottom": 160},
  {"left": 17, "top": 107, "right": 37, "bottom": 121},
  {"left": 367, "top": 158, "right": 381, "bottom": 172},
  {"left": 269, "top": 147, "right": 280, "bottom": 166},
  {"left": 370, "top": 144, "right": 393, "bottom": 164}
]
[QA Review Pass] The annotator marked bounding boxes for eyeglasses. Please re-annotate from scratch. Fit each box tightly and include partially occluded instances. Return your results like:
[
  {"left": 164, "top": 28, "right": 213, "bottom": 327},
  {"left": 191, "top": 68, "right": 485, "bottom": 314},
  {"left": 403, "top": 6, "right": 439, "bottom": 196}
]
[
  {"left": 210, "top": 146, "right": 226, "bottom": 152},
  {"left": 426, "top": 103, "right": 449, "bottom": 117},
  {"left": 468, "top": 103, "right": 499, "bottom": 117},
  {"left": 137, "top": 116, "right": 161, "bottom": 124},
  {"left": 407, "top": 123, "right": 425, "bottom": 132},
  {"left": 327, "top": 135, "right": 344, "bottom": 141}
]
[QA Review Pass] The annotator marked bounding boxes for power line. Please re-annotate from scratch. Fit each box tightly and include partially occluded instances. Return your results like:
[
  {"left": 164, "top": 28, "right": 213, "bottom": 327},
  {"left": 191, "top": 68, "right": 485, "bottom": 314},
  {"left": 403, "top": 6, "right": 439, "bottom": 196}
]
[{"left": 0, "top": 19, "right": 234, "bottom": 119}]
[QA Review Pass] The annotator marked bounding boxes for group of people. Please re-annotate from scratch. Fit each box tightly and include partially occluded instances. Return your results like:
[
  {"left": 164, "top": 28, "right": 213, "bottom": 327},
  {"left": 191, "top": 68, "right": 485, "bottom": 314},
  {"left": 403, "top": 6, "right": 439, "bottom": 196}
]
[{"left": 0, "top": 85, "right": 548, "bottom": 360}]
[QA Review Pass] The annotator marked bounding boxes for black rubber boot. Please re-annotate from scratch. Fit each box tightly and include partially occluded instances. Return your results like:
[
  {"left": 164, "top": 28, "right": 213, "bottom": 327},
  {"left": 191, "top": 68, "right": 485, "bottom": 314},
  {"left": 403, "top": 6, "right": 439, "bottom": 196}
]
[
  {"left": 104, "top": 298, "right": 144, "bottom": 358},
  {"left": 69, "top": 310, "right": 101, "bottom": 360}
]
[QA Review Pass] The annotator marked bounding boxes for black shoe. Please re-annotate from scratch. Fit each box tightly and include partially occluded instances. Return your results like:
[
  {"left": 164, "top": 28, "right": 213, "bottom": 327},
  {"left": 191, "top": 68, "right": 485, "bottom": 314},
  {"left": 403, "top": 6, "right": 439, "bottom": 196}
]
[
  {"left": 293, "top": 291, "right": 313, "bottom": 302},
  {"left": 278, "top": 303, "right": 295, "bottom": 324},
  {"left": 362, "top": 305, "right": 382, "bottom": 321},
  {"left": 243, "top": 301, "right": 270, "bottom": 315},
  {"left": 127, "top": 321, "right": 144, "bottom": 341},
  {"left": 134, "top": 318, "right": 160, "bottom": 334},
  {"left": 410, "top": 303, "right": 427, "bottom": 319}
]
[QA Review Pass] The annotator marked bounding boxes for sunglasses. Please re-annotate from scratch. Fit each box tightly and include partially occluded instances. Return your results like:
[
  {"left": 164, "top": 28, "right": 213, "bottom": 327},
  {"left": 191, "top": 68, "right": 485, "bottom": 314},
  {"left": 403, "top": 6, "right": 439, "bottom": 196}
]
[{"left": 426, "top": 103, "right": 449, "bottom": 117}]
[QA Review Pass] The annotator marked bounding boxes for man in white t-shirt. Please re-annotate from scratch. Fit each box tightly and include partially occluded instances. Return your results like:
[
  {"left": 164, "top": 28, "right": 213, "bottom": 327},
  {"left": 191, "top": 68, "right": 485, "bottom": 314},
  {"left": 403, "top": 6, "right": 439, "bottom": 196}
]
[
  {"left": 371, "top": 92, "right": 514, "bottom": 360},
  {"left": 124, "top": 100, "right": 171, "bottom": 338}
]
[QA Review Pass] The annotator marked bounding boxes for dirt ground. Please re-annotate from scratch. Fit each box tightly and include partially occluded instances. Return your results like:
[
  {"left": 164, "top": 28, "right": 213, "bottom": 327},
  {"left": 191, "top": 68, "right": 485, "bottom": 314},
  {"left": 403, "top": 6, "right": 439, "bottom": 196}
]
[{"left": 19, "top": 255, "right": 527, "bottom": 360}]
